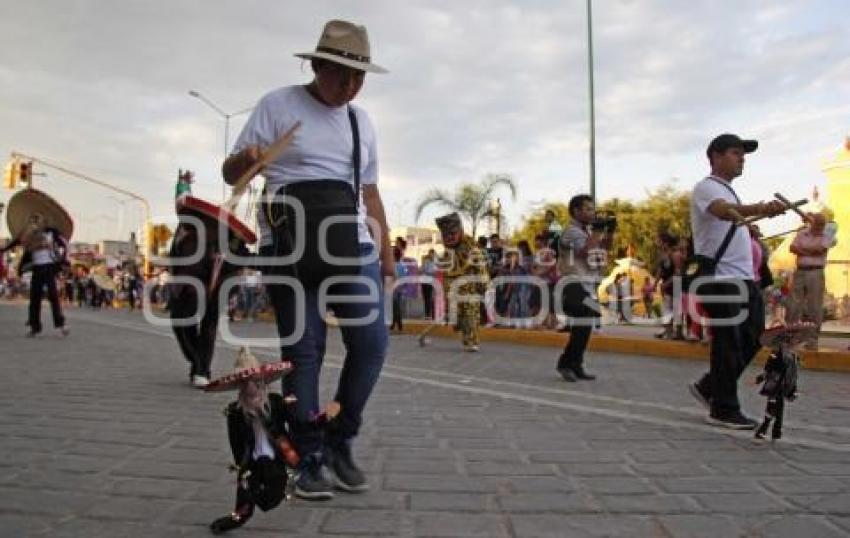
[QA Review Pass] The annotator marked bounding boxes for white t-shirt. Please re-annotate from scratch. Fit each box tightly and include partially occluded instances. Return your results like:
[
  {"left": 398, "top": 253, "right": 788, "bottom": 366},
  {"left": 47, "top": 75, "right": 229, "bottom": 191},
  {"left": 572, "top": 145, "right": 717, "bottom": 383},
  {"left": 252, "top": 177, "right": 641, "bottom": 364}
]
[
  {"left": 690, "top": 176, "right": 753, "bottom": 279},
  {"left": 30, "top": 231, "right": 56, "bottom": 266},
  {"left": 232, "top": 85, "right": 379, "bottom": 247}
]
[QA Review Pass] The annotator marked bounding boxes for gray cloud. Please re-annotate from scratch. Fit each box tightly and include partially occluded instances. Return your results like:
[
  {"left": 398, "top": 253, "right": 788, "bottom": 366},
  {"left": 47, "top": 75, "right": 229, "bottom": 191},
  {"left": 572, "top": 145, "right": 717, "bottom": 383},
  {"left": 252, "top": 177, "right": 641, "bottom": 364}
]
[{"left": 1, "top": 0, "right": 847, "bottom": 240}]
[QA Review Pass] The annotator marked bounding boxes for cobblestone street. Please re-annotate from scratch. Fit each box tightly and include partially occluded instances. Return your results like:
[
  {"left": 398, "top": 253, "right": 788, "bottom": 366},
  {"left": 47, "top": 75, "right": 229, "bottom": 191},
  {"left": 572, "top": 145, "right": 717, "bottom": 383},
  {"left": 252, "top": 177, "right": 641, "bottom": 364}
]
[{"left": 1, "top": 303, "right": 848, "bottom": 537}]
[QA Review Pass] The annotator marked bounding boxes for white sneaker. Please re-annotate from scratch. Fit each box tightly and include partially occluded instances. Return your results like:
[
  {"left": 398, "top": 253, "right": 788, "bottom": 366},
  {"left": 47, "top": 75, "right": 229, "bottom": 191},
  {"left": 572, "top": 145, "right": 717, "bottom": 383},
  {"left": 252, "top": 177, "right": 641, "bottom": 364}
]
[
  {"left": 191, "top": 375, "right": 210, "bottom": 388},
  {"left": 464, "top": 345, "right": 480, "bottom": 352},
  {"left": 59, "top": 326, "right": 70, "bottom": 337}
]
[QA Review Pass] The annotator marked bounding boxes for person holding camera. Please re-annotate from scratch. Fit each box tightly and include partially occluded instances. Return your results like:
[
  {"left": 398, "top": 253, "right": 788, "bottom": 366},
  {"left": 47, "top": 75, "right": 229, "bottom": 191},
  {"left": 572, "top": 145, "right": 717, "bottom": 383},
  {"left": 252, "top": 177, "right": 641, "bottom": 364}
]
[
  {"left": 555, "top": 194, "right": 613, "bottom": 382},
  {"left": 688, "top": 134, "right": 787, "bottom": 429}
]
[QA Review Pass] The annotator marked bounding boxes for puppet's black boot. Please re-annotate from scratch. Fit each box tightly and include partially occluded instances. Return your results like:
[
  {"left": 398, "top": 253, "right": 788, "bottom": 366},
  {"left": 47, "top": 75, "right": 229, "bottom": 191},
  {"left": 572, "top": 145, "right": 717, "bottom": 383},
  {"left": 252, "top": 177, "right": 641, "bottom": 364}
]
[
  {"left": 210, "top": 485, "right": 254, "bottom": 534},
  {"left": 754, "top": 416, "right": 771, "bottom": 442}
]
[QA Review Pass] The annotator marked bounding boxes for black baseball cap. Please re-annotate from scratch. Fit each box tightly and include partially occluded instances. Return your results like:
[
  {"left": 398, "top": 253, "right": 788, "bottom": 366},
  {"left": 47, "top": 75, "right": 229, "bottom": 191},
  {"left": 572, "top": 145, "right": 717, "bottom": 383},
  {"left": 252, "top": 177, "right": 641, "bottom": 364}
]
[{"left": 706, "top": 133, "right": 758, "bottom": 159}]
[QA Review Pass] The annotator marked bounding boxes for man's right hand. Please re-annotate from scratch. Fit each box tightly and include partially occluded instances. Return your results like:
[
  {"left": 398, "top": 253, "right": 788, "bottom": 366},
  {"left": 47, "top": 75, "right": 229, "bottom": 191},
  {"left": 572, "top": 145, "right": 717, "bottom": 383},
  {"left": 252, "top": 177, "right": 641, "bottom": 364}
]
[
  {"left": 241, "top": 145, "right": 263, "bottom": 166},
  {"left": 223, "top": 145, "right": 264, "bottom": 185},
  {"left": 759, "top": 200, "right": 788, "bottom": 218}
]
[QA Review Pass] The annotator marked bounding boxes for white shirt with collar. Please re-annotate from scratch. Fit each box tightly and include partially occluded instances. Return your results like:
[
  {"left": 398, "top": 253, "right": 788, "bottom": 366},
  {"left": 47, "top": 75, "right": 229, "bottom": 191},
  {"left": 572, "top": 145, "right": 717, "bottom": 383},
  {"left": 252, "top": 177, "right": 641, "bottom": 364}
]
[{"left": 690, "top": 175, "right": 753, "bottom": 279}]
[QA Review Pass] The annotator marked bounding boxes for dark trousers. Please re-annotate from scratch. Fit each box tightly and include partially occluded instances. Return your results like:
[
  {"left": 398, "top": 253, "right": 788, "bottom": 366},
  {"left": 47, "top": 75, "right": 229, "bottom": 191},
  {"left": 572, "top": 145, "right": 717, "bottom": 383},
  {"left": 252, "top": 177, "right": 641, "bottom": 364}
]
[
  {"left": 695, "top": 280, "right": 764, "bottom": 416},
  {"left": 422, "top": 283, "right": 434, "bottom": 319},
  {"left": 170, "top": 284, "right": 220, "bottom": 379},
  {"left": 391, "top": 292, "right": 403, "bottom": 330},
  {"left": 557, "top": 282, "right": 600, "bottom": 369},
  {"left": 128, "top": 278, "right": 138, "bottom": 310},
  {"left": 28, "top": 264, "right": 65, "bottom": 333}
]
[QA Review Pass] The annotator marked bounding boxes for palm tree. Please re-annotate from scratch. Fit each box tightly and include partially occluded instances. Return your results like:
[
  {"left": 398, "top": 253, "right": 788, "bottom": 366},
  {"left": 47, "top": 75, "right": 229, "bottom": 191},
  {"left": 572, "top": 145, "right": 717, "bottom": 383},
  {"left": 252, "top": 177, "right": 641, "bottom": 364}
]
[{"left": 414, "top": 173, "right": 517, "bottom": 238}]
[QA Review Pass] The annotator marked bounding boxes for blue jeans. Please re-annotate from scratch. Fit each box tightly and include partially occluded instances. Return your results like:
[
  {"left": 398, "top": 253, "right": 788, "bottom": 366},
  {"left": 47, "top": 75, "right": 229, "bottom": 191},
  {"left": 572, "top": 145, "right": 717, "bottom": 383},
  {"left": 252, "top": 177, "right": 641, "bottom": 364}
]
[
  {"left": 240, "top": 286, "right": 257, "bottom": 318},
  {"left": 261, "top": 243, "right": 388, "bottom": 455}
]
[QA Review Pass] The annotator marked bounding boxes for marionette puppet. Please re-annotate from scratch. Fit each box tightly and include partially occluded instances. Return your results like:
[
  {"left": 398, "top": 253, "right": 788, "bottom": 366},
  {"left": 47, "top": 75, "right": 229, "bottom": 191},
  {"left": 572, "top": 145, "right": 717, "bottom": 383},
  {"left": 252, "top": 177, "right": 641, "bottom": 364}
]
[
  {"left": 753, "top": 322, "right": 815, "bottom": 442},
  {"left": 206, "top": 348, "right": 339, "bottom": 534},
  {"left": 205, "top": 348, "right": 294, "bottom": 533}
]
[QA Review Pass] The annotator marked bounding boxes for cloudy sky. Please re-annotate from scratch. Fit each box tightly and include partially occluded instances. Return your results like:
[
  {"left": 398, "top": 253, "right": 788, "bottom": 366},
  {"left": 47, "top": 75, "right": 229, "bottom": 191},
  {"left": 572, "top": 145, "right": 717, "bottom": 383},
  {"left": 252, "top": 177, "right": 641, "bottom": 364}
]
[{"left": 1, "top": 0, "right": 848, "bottom": 243}]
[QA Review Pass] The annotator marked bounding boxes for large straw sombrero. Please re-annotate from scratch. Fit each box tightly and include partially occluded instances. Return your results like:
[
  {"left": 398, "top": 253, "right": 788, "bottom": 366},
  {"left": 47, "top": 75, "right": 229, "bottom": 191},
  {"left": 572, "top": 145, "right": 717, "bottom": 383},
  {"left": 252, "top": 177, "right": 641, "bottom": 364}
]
[
  {"left": 6, "top": 188, "right": 74, "bottom": 240},
  {"left": 91, "top": 273, "right": 116, "bottom": 291},
  {"left": 205, "top": 348, "right": 293, "bottom": 392},
  {"left": 760, "top": 322, "right": 818, "bottom": 348},
  {"left": 176, "top": 195, "right": 256, "bottom": 245}
]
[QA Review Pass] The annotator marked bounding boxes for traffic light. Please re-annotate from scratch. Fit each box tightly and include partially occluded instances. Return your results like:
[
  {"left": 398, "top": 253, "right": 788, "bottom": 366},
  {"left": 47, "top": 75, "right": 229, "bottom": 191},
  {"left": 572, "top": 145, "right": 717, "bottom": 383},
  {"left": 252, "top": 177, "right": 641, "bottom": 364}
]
[
  {"left": 3, "top": 158, "right": 19, "bottom": 190},
  {"left": 19, "top": 161, "right": 32, "bottom": 185}
]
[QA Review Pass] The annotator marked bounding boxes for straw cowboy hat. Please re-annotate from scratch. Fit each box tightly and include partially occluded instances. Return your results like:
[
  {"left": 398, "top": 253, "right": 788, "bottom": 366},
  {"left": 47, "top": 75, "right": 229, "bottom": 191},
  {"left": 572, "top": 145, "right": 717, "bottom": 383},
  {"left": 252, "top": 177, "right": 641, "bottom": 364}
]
[
  {"left": 205, "top": 348, "right": 293, "bottom": 392},
  {"left": 6, "top": 188, "right": 74, "bottom": 240},
  {"left": 295, "top": 19, "right": 388, "bottom": 74}
]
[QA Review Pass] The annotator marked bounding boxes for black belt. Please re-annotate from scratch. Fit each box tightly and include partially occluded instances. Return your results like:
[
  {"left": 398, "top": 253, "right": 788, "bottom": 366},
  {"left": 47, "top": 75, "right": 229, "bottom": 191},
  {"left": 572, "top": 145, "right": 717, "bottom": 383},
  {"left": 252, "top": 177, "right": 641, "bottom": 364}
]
[{"left": 796, "top": 265, "right": 824, "bottom": 271}]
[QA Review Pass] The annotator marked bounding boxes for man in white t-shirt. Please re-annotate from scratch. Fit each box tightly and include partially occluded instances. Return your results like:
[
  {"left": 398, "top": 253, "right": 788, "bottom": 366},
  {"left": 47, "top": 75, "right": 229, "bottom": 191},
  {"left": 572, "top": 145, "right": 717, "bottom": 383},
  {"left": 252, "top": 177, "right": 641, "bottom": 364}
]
[
  {"left": 222, "top": 20, "right": 392, "bottom": 504},
  {"left": 687, "top": 134, "right": 787, "bottom": 430}
]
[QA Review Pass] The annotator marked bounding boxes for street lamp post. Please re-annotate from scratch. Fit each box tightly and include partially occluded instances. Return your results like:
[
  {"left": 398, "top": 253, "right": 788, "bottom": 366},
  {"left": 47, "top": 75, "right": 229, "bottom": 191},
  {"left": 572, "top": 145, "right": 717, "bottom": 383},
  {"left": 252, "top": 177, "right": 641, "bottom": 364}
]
[
  {"left": 586, "top": 0, "right": 597, "bottom": 202},
  {"left": 107, "top": 195, "right": 132, "bottom": 239},
  {"left": 188, "top": 90, "right": 254, "bottom": 201}
]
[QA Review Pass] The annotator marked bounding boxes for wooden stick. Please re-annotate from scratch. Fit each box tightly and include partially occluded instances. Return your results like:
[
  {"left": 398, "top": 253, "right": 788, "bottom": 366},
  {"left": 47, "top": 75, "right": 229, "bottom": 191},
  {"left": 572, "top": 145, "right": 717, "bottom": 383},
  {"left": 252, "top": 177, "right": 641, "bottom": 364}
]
[
  {"left": 224, "top": 121, "right": 302, "bottom": 211},
  {"left": 733, "top": 198, "right": 808, "bottom": 226},
  {"left": 763, "top": 226, "right": 805, "bottom": 241},
  {"left": 774, "top": 193, "right": 811, "bottom": 223}
]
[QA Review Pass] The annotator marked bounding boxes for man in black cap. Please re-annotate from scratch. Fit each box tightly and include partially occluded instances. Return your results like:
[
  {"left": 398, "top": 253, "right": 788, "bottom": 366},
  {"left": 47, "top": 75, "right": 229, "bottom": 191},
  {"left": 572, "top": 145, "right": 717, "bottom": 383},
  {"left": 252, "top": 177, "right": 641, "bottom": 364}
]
[{"left": 687, "top": 133, "right": 787, "bottom": 429}]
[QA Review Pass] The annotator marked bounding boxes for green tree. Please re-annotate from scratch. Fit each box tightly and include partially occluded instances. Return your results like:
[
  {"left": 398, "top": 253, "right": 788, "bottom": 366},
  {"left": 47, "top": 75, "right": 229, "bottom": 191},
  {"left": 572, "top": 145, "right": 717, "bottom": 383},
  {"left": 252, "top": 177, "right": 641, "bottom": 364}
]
[
  {"left": 414, "top": 173, "right": 517, "bottom": 238},
  {"left": 598, "top": 185, "right": 690, "bottom": 268},
  {"left": 511, "top": 202, "right": 570, "bottom": 247}
]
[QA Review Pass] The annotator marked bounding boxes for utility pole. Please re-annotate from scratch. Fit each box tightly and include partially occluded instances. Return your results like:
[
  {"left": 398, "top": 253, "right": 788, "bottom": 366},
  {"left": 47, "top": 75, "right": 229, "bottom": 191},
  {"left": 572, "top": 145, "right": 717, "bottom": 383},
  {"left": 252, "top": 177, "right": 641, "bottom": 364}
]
[
  {"left": 188, "top": 90, "right": 254, "bottom": 202},
  {"left": 586, "top": 0, "right": 597, "bottom": 202}
]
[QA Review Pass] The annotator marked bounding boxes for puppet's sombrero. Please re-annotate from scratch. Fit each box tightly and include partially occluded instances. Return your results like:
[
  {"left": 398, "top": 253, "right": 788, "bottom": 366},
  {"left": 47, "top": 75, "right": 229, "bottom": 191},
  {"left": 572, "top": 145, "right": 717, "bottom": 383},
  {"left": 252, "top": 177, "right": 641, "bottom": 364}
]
[
  {"left": 6, "top": 188, "right": 74, "bottom": 240},
  {"left": 205, "top": 348, "right": 293, "bottom": 392},
  {"left": 176, "top": 195, "right": 256, "bottom": 245},
  {"left": 760, "top": 322, "right": 818, "bottom": 348}
]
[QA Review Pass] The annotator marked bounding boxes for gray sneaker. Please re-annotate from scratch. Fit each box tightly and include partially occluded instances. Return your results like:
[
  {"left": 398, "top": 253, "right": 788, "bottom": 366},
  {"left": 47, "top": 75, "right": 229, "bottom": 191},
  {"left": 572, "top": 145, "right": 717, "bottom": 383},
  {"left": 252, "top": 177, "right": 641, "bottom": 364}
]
[
  {"left": 326, "top": 443, "right": 369, "bottom": 493},
  {"left": 294, "top": 454, "right": 335, "bottom": 500}
]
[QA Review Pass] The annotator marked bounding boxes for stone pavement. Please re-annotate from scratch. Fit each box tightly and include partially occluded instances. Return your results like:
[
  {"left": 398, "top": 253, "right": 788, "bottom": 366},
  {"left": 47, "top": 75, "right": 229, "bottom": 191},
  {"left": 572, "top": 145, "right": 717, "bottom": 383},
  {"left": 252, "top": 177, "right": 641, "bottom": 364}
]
[
  {"left": 398, "top": 320, "right": 850, "bottom": 374},
  {"left": 1, "top": 303, "right": 849, "bottom": 537}
]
